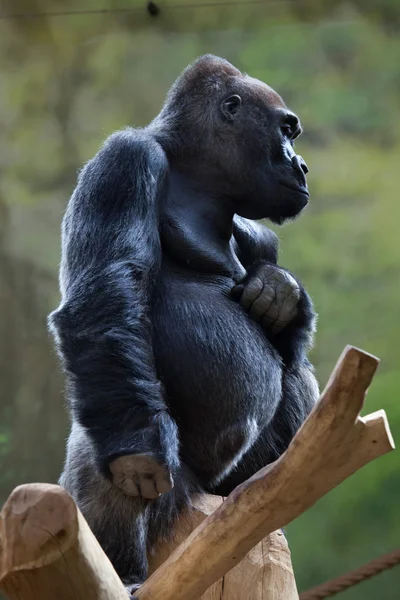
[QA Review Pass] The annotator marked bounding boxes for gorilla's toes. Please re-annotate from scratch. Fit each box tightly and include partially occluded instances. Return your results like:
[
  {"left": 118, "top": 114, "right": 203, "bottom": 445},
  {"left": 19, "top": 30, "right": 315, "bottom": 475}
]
[{"left": 125, "top": 582, "right": 141, "bottom": 598}]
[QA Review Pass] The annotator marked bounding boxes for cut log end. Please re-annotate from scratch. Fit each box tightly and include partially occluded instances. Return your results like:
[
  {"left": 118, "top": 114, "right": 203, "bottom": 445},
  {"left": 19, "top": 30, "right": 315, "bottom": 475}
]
[
  {"left": 359, "top": 409, "right": 396, "bottom": 453},
  {"left": 320, "top": 345, "right": 380, "bottom": 417},
  {"left": 0, "top": 484, "right": 78, "bottom": 580}
]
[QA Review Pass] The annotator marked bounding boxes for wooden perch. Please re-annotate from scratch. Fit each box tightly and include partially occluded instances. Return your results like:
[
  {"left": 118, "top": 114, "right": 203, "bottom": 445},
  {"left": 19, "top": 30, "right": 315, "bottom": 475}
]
[
  {"left": 0, "top": 486, "right": 297, "bottom": 600},
  {"left": 0, "top": 346, "right": 395, "bottom": 600}
]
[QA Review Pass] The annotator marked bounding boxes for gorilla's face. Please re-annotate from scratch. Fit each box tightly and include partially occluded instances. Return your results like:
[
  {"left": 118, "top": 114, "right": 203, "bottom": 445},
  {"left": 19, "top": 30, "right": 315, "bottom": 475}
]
[{"left": 218, "top": 77, "right": 309, "bottom": 224}]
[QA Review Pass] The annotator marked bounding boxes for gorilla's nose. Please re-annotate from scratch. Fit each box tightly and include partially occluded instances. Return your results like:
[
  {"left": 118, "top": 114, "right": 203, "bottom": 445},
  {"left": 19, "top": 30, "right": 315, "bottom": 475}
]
[{"left": 292, "top": 154, "right": 309, "bottom": 175}]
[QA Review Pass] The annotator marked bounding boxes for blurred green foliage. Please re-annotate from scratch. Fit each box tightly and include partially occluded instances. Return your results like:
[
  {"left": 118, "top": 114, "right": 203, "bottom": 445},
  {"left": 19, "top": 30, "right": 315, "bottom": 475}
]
[{"left": 0, "top": 1, "right": 399, "bottom": 598}]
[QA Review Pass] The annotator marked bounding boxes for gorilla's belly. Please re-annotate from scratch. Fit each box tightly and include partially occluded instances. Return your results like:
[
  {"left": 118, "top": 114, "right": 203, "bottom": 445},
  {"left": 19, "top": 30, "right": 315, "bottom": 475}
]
[{"left": 151, "top": 267, "right": 282, "bottom": 478}]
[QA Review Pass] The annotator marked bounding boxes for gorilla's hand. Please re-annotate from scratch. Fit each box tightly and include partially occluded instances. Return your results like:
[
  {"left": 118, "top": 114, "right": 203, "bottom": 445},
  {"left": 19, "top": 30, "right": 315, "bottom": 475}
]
[
  {"left": 105, "top": 411, "right": 178, "bottom": 499},
  {"left": 110, "top": 453, "right": 173, "bottom": 499},
  {"left": 231, "top": 263, "right": 300, "bottom": 334}
]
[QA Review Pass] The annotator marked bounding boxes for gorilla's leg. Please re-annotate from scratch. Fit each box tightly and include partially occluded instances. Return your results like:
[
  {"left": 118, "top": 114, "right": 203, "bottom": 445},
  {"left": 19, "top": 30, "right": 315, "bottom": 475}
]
[
  {"left": 60, "top": 423, "right": 151, "bottom": 590},
  {"left": 61, "top": 422, "right": 197, "bottom": 594}
]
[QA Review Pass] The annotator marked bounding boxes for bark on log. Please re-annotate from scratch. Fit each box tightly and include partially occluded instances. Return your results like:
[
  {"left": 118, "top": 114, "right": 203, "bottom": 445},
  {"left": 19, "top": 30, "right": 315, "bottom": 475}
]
[{"left": 149, "top": 494, "right": 299, "bottom": 600}]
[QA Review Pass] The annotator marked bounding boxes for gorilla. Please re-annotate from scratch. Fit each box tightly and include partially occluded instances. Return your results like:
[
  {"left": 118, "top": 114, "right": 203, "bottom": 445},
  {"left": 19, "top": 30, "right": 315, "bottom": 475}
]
[{"left": 49, "top": 55, "right": 319, "bottom": 596}]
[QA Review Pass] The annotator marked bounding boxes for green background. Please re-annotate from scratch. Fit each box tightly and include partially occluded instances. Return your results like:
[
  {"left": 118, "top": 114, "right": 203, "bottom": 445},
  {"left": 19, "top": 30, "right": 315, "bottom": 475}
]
[{"left": 0, "top": 1, "right": 399, "bottom": 597}]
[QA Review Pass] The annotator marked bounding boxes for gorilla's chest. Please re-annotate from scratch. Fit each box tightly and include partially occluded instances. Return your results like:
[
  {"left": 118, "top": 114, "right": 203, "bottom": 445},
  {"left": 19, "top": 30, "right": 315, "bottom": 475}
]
[{"left": 151, "top": 263, "right": 282, "bottom": 429}]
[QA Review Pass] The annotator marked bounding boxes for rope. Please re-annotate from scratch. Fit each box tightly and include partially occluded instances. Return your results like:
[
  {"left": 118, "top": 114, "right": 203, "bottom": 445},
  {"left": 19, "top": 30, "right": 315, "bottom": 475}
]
[{"left": 299, "top": 548, "right": 400, "bottom": 600}]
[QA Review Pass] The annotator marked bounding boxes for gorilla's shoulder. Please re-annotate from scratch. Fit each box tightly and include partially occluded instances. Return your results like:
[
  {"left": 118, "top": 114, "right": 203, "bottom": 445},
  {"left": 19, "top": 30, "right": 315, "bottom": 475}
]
[{"left": 97, "top": 127, "right": 168, "bottom": 173}]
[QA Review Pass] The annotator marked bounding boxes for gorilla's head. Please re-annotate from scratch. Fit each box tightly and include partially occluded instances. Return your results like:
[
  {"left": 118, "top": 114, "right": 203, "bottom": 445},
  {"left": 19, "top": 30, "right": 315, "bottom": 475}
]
[{"left": 152, "top": 55, "right": 309, "bottom": 225}]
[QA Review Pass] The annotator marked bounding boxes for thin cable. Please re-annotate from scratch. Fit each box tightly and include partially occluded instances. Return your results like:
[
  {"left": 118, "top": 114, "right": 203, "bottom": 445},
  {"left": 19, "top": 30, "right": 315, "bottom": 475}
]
[{"left": 0, "top": 0, "right": 287, "bottom": 20}]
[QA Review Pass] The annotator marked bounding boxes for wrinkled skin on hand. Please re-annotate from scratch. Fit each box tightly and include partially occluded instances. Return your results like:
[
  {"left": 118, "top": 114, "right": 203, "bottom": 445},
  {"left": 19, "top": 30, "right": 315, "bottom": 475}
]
[
  {"left": 232, "top": 263, "right": 301, "bottom": 334},
  {"left": 110, "top": 453, "right": 174, "bottom": 499}
]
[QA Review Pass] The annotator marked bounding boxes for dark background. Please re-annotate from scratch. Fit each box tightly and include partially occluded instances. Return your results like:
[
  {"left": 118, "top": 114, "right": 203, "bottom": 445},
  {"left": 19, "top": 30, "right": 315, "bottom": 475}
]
[{"left": 0, "top": 1, "right": 399, "bottom": 597}]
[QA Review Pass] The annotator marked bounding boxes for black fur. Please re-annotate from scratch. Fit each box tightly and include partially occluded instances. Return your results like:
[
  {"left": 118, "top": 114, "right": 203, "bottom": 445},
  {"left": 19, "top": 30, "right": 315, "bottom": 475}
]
[{"left": 49, "top": 55, "right": 319, "bottom": 593}]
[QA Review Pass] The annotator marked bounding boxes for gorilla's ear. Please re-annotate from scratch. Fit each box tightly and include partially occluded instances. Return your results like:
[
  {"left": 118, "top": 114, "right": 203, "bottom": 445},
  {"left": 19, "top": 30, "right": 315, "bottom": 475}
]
[{"left": 220, "top": 95, "right": 242, "bottom": 121}]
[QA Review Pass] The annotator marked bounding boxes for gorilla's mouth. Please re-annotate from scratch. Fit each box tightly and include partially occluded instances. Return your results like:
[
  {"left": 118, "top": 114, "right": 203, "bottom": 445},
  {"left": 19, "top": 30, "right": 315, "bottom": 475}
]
[{"left": 279, "top": 181, "right": 309, "bottom": 197}]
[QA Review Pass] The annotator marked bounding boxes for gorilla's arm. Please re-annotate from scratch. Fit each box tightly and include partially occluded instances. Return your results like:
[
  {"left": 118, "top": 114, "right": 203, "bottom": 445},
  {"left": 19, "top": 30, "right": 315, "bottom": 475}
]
[
  {"left": 232, "top": 216, "right": 279, "bottom": 267},
  {"left": 232, "top": 216, "right": 316, "bottom": 367},
  {"left": 49, "top": 130, "right": 179, "bottom": 487}
]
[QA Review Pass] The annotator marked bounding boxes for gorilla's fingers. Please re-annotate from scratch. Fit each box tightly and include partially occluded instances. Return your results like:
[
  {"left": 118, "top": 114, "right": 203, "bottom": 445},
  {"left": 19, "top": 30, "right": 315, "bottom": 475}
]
[
  {"left": 156, "top": 468, "right": 174, "bottom": 494},
  {"left": 115, "top": 475, "right": 140, "bottom": 497},
  {"left": 277, "top": 282, "right": 300, "bottom": 308},
  {"left": 267, "top": 285, "right": 300, "bottom": 333},
  {"left": 109, "top": 454, "right": 173, "bottom": 498},
  {"left": 138, "top": 475, "right": 160, "bottom": 499},
  {"left": 249, "top": 285, "right": 275, "bottom": 321},
  {"left": 262, "top": 289, "right": 280, "bottom": 322},
  {"left": 239, "top": 277, "right": 264, "bottom": 309}
]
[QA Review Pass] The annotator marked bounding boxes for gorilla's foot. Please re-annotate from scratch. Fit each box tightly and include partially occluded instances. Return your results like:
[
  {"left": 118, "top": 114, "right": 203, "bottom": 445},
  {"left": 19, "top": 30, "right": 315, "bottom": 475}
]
[{"left": 125, "top": 582, "right": 141, "bottom": 599}]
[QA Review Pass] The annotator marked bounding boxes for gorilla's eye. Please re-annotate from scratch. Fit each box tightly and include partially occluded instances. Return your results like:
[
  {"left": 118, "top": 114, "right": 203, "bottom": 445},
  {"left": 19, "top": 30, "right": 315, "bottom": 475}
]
[
  {"left": 281, "top": 124, "right": 293, "bottom": 138},
  {"left": 281, "top": 113, "right": 302, "bottom": 140},
  {"left": 221, "top": 95, "right": 242, "bottom": 121}
]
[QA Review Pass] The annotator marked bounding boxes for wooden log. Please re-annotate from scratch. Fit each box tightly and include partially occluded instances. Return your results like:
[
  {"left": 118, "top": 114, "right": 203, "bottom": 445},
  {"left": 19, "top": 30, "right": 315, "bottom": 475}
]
[
  {"left": 211, "top": 530, "right": 298, "bottom": 600},
  {"left": 136, "top": 346, "right": 395, "bottom": 600},
  {"left": 0, "top": 486, "right": 297, "bottom": 600},
  {"left": 149, "top": 494, "right": 299, "bottom": 600},
  {"left": 0, "top": 483, "right": 128, "bottom": 600}
]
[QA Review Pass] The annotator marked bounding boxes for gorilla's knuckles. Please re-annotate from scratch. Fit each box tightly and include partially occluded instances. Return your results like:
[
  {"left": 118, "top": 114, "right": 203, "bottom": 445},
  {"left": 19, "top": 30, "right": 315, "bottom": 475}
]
[
  {"left": 234, "top": 264, "right": 300, "bottom": 331},
  {"left": 109, "top": 454, "right": 173, "bottom": 499}
]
